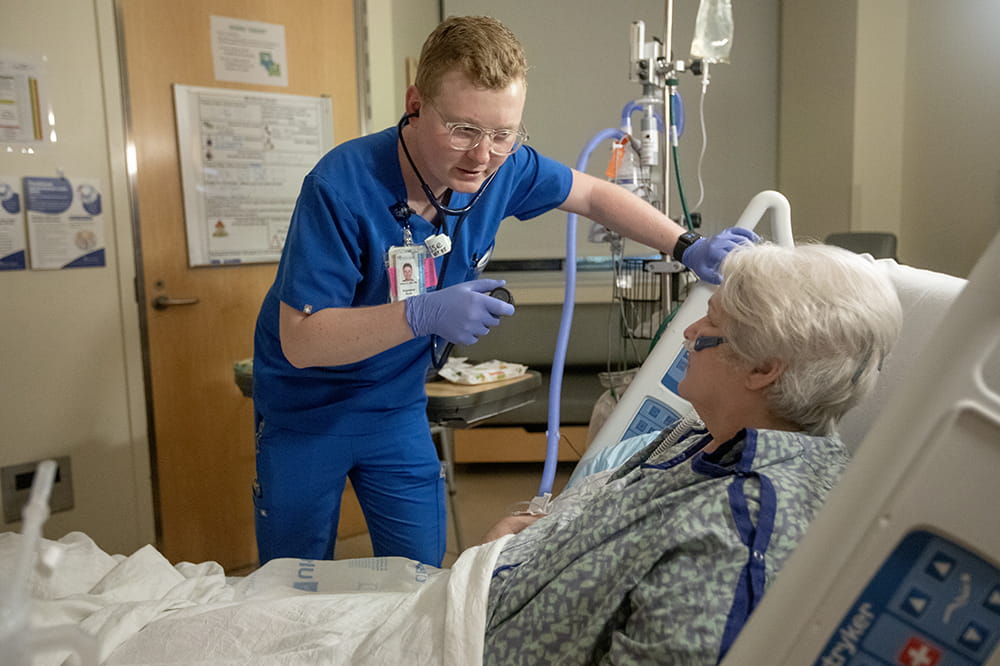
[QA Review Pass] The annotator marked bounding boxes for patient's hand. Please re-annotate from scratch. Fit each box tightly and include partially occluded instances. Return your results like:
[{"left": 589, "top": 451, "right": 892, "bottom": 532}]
[{"left": 479, "top": 513, "right": 543, "bottom": 544}]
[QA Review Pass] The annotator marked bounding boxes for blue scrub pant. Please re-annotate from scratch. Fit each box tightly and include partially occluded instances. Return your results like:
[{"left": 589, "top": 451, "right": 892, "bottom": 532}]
[{"left": 253, "top": 413, "right": 447, "bottom": 566}]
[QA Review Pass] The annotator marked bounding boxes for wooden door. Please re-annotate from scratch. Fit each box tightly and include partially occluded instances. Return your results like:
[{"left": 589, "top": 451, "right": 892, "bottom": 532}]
[{"left": 118, "top": 0, "right": 361, "bottom": 570}]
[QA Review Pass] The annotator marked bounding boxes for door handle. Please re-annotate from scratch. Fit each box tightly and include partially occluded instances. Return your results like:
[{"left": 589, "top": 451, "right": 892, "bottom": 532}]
[{"left": 152, "top": 295, "right": 200, "bottom": 310}]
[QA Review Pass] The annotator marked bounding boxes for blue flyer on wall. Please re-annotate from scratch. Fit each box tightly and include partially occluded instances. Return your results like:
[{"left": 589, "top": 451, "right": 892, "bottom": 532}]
[
  {"left": 24, "top": 176, "right": 105, "bottom": 269},
  {"left": 0, "top": 176, "right": 27, "bottom": 270}
]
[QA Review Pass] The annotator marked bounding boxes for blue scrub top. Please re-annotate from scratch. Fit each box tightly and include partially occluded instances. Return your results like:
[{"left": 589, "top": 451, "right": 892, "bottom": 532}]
[{"left": 253, "top": 126, "right": 573, "bottom": 435}]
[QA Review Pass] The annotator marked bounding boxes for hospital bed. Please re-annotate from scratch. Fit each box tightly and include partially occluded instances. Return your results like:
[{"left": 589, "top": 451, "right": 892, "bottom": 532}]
[{"left": 3, "top": 230, "right": 998, "bottom": 664}]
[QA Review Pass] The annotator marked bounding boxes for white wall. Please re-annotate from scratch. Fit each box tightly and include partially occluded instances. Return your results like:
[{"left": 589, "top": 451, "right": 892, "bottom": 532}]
[
  {"left": 781, "top": 0, "right": 998, "bottom": 275},
  {"left": 900, "top": 0, "right": 1000, "bottom": 276},
  {"left": 364, "top": 0, "right": 440, "bottom": 132},
  {"left": 0, "top": 0, "right": 153, "bottom": 552},
  {"left": 777, "top": 2, "right": 858, "bottom": 246},
  {"left": 852, "top": 0, "right": 908, "bottom": 242}
]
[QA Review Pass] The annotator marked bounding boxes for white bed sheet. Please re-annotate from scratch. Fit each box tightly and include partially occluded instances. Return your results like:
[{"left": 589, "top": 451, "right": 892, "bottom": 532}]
[{"left": 0, "top": 531, "right": 513, "bottom": 665}]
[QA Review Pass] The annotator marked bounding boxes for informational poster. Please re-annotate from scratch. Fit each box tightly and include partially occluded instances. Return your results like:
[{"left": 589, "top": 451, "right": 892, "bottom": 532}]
[
  {"left": 0, "top": 55, "right": 50, "bottom": 143},
  {"left": 173, "top": 85, "right": 333, "bottom": 266},
  {"left": 210, "top": 16, "right": 289, "bottom": 87},
  {"left": 0, "top": 176, "right": 26, "bottom": 270},
  {"left": 23, "top": 176, "right": 105, "bottom": 270}
]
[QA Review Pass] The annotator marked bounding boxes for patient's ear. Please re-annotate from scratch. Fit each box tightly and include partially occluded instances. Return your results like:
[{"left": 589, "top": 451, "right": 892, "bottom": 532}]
[{"left": 746, "top": 359, "right": 785, "bottom": 391}]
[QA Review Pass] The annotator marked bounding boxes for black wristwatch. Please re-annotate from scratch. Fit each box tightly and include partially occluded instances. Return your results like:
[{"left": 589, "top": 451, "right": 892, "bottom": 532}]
[{"left": 672, "top": 230, "right": 703, "bottom": 261}]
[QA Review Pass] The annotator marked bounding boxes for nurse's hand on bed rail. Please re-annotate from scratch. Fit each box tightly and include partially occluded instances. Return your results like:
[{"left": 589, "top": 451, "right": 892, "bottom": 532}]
[
  {"left": 680, "top": 227, "right": 759, "bottom": 284},
  {"left": 405, "top": 278, "right": 515, "bottom": 345}
]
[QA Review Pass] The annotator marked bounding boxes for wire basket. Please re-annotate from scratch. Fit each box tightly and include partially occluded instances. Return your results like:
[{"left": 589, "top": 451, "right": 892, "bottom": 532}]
[{"left": 614, "top": 258, "right": 662, "bottom": 340}]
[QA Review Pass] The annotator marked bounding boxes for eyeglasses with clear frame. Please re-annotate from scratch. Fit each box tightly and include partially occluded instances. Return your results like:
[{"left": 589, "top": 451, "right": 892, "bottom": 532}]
[{"left": 425, "top": 100, "right": 528, "bottom": 156}]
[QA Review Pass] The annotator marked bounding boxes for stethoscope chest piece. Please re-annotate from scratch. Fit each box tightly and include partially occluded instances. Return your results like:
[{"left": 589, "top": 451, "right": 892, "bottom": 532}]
[{"left": 432, "top": 286, "right": 515, "bottom": 369}]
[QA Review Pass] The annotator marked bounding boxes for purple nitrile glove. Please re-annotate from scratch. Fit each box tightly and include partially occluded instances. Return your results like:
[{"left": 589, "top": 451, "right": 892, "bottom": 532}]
[
  {"left": 405, "top": 278, "right": 515, "bottom": 345},
  {"left": 681, "top": 227, "right": 759, "bottom": 284}
]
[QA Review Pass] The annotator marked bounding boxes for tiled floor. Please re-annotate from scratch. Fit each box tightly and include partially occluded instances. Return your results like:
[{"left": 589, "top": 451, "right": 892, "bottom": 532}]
[{"left": 335, "top": 461, "right": 575, "bottom": 567}]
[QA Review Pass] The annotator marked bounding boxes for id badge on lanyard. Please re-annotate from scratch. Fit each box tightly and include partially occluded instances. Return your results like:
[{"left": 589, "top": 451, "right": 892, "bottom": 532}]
[{"left": 387, "top": 222, "right": 451, "bottom": 302}]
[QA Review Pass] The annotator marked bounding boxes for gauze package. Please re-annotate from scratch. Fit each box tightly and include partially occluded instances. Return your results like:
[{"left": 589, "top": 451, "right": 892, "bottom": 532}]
[{"left": 438, "top": 358, "right": 528, "bottom": 385}]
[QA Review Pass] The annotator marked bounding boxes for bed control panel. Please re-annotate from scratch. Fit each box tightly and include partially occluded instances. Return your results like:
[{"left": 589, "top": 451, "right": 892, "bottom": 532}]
[{"left": 814, "top": 529, "right": 999, "bottom": 665}]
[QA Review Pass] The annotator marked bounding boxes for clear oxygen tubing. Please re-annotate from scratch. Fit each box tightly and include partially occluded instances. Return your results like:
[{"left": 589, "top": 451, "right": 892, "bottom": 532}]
[
  {"left": 648, "top": 408, "right": 703, "bottom": 458},
  {"left": 536, "top": 126, "right": 627, "bottom": 501}
]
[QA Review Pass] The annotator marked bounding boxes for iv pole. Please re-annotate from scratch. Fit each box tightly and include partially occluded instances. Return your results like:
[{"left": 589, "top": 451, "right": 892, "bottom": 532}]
[{"left": 663, "top": 0, "right": 673, "bottom": 224}]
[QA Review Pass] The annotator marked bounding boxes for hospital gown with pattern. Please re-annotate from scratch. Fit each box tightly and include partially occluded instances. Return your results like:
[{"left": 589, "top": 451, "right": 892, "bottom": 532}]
[{"left": 483, "top": 426, "right": 850, "bottom": 664}]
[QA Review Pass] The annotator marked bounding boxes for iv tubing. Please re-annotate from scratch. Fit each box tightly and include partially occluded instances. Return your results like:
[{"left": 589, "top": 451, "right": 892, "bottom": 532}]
[
  {"left": 538, "top": 126, "right": 626, "bottom": 497},
  {"left": 693, "top": 62, "right": 711, "bottom": 210},
  {"left": 663, "top": 0, "right": 675, "bottom": 214}
]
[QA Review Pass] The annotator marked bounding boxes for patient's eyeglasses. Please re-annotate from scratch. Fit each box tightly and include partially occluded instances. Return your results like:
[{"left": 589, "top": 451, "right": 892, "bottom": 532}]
[
  {"left": 426, "top": 101, "right": 528, "bottom": 156},
  {"left": 683, "top": 335, "right": 727, "bottom": 353}
]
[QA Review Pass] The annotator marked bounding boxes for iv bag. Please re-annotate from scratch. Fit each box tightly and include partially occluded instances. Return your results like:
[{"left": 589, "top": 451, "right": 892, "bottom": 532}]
[{"left": 690, "top": 0, "right": 733, "bottom": 64}]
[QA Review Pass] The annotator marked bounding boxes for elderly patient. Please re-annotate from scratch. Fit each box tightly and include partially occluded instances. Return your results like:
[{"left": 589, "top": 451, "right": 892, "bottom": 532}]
[{"left": 479, "top": 242, "right": 902, "bottom": 664}]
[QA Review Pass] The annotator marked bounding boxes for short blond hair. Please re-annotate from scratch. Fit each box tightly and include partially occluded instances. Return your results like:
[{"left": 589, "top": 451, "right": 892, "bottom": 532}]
[{"left": 415, "top": 16, "right": 528, "bottom": 100}]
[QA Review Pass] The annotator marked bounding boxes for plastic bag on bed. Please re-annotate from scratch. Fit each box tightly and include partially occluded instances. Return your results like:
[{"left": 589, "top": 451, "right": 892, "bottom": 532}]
[{"left": 232, "top": 556, "right": 446, "bottom": 599}]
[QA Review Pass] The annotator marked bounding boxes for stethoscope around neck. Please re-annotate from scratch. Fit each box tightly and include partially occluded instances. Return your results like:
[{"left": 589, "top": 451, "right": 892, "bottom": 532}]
[
  {"left": 396, "top": 112, "right": 499, "bottom": 219},
  {"left": 396, "top": 111, "right": 507, "bottom": 369}
]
